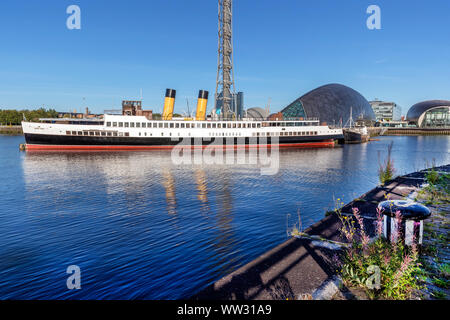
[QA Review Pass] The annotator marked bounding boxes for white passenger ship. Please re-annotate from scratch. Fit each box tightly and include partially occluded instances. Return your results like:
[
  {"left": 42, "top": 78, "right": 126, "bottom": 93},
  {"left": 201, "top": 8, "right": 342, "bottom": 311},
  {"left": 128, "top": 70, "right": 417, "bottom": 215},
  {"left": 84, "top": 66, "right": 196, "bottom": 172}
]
[{"left": 21, "top": 89, "right": 343, "bottom": 150}]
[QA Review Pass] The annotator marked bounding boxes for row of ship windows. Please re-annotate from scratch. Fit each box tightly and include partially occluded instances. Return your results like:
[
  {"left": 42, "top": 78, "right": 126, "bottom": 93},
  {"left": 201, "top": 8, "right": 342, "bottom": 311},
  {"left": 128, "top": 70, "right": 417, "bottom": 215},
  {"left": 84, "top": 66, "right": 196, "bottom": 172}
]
[
  {"left": 208, "top": 131, "right": 319, "bottom": 137},
  {"left": 105, "top": 122, "right": 263, "bottom": 129},
  {"left": 251, "top": 131, "right": 318, "bottom": 137},
  {"left": 66, "top": 130, "right": 319, "bottom": 137},
  {"left": 105, "top": 122, "right": 319, "bottom": 129},
  {"left": 66, "top": 131, "right": 130, "bottom": 137}
]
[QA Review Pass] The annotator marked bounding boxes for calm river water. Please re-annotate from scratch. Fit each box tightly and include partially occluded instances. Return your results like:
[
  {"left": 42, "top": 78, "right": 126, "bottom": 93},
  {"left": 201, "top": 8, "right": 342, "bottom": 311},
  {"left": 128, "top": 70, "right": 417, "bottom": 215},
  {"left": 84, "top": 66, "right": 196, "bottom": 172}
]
[{"left": 0, "top": 135, "right": 449, "bottom": 299}]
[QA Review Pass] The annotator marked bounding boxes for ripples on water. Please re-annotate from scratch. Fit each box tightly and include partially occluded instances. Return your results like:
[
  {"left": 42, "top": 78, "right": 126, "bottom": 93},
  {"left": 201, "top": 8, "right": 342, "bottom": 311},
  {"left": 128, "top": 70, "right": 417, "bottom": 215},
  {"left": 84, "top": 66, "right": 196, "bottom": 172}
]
[{"left": 0, "top": 135, "right": 449, "bottom": 299}]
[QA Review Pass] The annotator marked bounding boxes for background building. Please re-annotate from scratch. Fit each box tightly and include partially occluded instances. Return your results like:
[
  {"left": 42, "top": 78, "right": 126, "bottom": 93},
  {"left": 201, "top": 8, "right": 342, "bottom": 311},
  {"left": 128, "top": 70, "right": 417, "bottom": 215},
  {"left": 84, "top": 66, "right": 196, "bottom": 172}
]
[
  {"left": 245, "top": 107, "right": 269, "bottom": 120},
  {"left": 121, "top": 100, "right": 153, "bottom": 119},
  {"left": 280, "top": 83, "right": 375, "bottom": 126},
  {"left": 58, "top": 107, "right": 103, "bottom": 119},
  {"left": 215, "top": 92, "right": 244, "bottom": 119},
  {"left": 369, "top": 100, "right": 402, "bottom": 121},
  {"left": 406, "top": 100, "right": 450, "bottom": 128}
]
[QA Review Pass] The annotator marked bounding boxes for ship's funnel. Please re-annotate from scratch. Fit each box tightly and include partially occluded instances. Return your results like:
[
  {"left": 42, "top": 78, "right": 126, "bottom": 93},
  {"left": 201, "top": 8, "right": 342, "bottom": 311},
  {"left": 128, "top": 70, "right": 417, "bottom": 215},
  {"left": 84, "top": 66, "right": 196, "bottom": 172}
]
[
  {"left": 162, "top": 89, "right": 176, "bottom": 120},
  {"left": 195, "top": 90, "right": 208, "bottom": 121}
]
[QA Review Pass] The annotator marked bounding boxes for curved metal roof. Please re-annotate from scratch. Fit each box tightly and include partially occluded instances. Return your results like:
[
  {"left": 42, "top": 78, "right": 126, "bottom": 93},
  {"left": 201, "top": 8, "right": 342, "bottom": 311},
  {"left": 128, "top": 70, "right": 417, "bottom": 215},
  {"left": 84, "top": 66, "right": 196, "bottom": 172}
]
[
  {"left": 406, "top": 100, "right": 450, "bottom": 122},
  {"left": 246, "top": 107, "right": 269, "bottom": 120},
  {"left": 281, "top": 83, "right": 375, "bottom": 125}
]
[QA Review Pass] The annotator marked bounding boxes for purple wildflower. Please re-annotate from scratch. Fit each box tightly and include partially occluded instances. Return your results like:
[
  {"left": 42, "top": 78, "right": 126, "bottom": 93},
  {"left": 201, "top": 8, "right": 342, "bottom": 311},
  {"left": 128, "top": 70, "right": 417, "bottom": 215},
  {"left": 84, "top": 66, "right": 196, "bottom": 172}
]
[
  {"left": 353, "top": 207, "right": 369, "bottom": 247},
  {"left": 376, "top": 207, "right": 384, "bottom": 237}
]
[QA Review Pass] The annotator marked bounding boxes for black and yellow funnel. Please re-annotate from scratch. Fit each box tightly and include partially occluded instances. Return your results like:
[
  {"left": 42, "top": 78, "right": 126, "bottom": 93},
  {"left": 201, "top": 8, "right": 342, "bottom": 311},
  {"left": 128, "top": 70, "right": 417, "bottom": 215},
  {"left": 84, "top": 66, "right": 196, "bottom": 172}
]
[
  {"left": 195, "top": 90, "right": 208, "bottom": 121},
  {"left": 162, "top": 89, "right": 176, "bottom": 120}
]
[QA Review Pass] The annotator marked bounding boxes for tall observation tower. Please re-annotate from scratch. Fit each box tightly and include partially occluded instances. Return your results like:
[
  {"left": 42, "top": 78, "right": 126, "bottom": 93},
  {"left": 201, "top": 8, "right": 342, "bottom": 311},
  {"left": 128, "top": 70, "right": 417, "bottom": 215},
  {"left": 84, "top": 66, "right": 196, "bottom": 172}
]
[{"left": 214, "top": 0, "right": 236, "bottom": 120}]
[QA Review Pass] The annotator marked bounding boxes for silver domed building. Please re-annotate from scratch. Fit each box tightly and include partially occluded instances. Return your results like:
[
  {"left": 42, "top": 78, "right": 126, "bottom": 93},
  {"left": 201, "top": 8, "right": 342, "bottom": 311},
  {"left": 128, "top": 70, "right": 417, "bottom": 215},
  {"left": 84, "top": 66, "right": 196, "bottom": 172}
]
[
  {"left": 280, "top": 83, "right": 375, "bottom": 126},
  {"left": 406, "top": 100, "right": 450, "bottom": 128},
  {"left": 245, "top": 107, "right": 269, "bottom": 120}
]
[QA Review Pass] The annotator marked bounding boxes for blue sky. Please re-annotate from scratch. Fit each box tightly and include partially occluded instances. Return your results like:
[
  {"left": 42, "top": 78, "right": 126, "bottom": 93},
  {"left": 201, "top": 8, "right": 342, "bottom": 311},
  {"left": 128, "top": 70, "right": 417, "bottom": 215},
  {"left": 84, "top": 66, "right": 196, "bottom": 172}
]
[{"left": 0, "top": 0, "right": 449, "bottom": 116}]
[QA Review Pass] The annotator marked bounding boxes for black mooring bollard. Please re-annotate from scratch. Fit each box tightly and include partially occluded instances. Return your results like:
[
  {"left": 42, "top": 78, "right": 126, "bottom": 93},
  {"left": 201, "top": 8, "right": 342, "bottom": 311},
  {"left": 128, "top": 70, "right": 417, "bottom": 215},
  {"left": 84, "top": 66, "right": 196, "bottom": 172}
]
[{"left": 378, "top": 200, "right": 431, "bottom": 246}]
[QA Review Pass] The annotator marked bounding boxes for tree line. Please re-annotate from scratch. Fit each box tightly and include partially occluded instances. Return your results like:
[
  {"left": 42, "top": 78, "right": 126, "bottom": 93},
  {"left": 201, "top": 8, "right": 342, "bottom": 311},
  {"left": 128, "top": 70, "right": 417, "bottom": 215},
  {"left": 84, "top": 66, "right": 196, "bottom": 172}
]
[
  {"left": 152, "top": 113, "right": 183, "bottom": 120},
  {"left": 0, "top": 108, "right": 58, "bottom": 125},
  {"left": 0, "top": 109, "right": 185, "bottom": 125}
]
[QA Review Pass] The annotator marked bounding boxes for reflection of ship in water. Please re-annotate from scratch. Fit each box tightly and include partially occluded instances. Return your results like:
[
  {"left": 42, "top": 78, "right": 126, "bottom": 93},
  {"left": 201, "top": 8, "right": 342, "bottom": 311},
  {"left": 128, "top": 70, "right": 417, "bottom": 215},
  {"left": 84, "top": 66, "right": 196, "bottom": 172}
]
[
  {"left": 162, "top": 168, "right": 177, "bottom": 215},
  {"left": 21, "top": 143, "right": 387, "bottom": 294},
  {"left": 21, "top": 147, "right": 350, "bottom": 280},
  {"left": 161, "top": 167, "right": 210, "bottom": 215},
  {"left": 162, "top": 164, "right": 239, "bottom": 276},
  {"left": 195, "top": 169, "right": 210, "bottom": 213},
  {"left": 209, "top": 171, "right": 240, "bottom": 276}
]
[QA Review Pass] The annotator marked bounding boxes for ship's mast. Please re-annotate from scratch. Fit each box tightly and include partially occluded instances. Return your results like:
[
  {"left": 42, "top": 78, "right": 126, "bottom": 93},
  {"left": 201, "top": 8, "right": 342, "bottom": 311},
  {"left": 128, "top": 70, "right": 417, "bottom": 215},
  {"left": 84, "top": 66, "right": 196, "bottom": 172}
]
[
  {"left": 344, "top": 106, "right": 355, "bottom": 128},
  {"left": 214, "top": 0, "right": 236, "bottom": 120}
]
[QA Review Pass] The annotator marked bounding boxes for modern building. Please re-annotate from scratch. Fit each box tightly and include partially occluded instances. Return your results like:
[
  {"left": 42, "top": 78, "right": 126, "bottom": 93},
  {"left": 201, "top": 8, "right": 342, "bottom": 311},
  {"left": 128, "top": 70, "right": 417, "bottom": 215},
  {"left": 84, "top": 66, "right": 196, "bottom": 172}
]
[
  {"left": 233, "top": 92, "right": 244, "bottom": 119},
  {"left": 375, "top": 121, "right": 409, "bottom": 128},
  {"left": 245, "top": 107, "right": 269, "bottom": 120},
  {"left": 369, "top": 100, "right": 402, "bottom": 121},
  {"left": 280, "top": 83, "right": 375, "bottom": 126},
  {"left": 215, "top": 92, "right": 244, "bottom": 119},
  {"left": 406, "top": 100, "right": 450, "bottom": 128}
]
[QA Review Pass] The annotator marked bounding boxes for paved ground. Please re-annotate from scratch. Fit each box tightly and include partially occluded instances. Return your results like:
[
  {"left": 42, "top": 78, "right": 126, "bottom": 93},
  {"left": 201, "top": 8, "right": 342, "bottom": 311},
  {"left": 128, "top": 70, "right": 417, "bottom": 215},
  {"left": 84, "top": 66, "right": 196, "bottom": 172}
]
[{"left": 192, "top": 237, "right": 339, "bottom": 300}]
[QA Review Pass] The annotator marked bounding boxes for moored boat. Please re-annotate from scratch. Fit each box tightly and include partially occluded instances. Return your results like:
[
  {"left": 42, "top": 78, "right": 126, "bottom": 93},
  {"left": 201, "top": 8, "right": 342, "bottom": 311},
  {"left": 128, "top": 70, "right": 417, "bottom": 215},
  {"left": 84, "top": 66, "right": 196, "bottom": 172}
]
[
  {"left": 22, "top": 117, "right": 343, "bottom": 150},
  {"left": 22, "top": 89, "right": 343, "bottom": 150},
  {"left": 343, "top": 126, "right": 370, "bottom": 144}
]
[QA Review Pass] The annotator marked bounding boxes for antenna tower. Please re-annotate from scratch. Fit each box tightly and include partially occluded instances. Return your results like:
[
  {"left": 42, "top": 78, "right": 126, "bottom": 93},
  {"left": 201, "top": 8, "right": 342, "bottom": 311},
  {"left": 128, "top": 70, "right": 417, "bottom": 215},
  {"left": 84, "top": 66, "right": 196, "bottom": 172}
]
[{"left": 214, "top": 0, "right": 236, "bottom": 120}]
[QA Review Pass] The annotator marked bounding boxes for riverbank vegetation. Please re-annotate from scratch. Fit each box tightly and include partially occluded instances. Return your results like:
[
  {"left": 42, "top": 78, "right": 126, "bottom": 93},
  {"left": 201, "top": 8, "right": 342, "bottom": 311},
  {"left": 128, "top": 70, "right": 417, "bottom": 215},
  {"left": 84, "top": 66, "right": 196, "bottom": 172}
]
[
  {"left": 418, "top": 168, "right": 450, "bottom": 205},
  {"left": 336, "top": 206, "right": 422, "bottom": 300},
  {"left": 415, "top": 169, "right": 449, "bottom": 299},
  {"left": 152, "top": 112, "right": 183, "bottom": 120},
  {"left": 289, "top": 164, "right": 449, "bottom": 300},
  {"left": 336, "top": 167, "right": 449, "bottom": 300},
  {"left": 0, "top": 108, "right": 58, "bottom": 125},
  {"left": 378, "top": 141, "right": 395, "bottom": 184}
]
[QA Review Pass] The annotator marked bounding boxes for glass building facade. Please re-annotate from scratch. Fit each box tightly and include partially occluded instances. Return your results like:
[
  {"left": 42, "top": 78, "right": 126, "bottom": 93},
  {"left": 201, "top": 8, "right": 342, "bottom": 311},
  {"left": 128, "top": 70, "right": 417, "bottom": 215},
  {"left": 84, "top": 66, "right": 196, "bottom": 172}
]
[
  {"left": 421, "top": 107, "right": 450, "bottom": 128},
  {"left": 282, "top": 100, "right": 306, "bottom": 119},
  {"left": 406, "top": 100, "right": 450, "bottom": 128},
  {"left": 369, "top": 100, "right": 402, "bottom": 121},
  {"left": 281, "top": 84, "right": 375, "bottom": 126}
]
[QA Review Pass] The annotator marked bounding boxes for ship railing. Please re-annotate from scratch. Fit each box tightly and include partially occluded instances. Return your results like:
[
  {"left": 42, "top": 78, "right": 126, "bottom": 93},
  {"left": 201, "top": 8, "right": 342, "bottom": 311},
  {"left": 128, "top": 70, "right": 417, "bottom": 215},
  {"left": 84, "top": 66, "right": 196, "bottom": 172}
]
[
  {"left": 282, "top": 117, "right": 320, "bottom": 122},
  {"left": 104, "top": 110, "right": 122, "bottom": 115}
]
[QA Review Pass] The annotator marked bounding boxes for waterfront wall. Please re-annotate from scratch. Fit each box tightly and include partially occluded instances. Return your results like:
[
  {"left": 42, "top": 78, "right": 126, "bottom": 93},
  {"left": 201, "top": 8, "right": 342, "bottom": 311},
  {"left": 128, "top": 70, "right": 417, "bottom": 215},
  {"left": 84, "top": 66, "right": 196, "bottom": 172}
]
[
  {"left": 0, "top": 125, "right": 22, "bottom": 135},
  {"left": 383, "top": 127, "right": 450, "bottom": 135},
  {"left": 368, "top": 127, "right": 450, "bottom": 137},
  {"left": 367, "top": 127, "right": 382, "bottom": 137}
]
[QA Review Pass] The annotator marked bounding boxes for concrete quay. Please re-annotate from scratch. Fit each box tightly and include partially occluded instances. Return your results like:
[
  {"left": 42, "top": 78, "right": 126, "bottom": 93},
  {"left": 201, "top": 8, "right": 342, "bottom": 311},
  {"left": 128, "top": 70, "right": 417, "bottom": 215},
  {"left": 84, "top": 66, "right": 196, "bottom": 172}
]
[
  {"left": 0, "top": 125, "right": 22, "bottom": 135},
  {"left": 368, "top": 127, "right": 450, "bottom": 136},
  {"left": 383, "top": 128, "right": 450, "bottom": 135}
]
